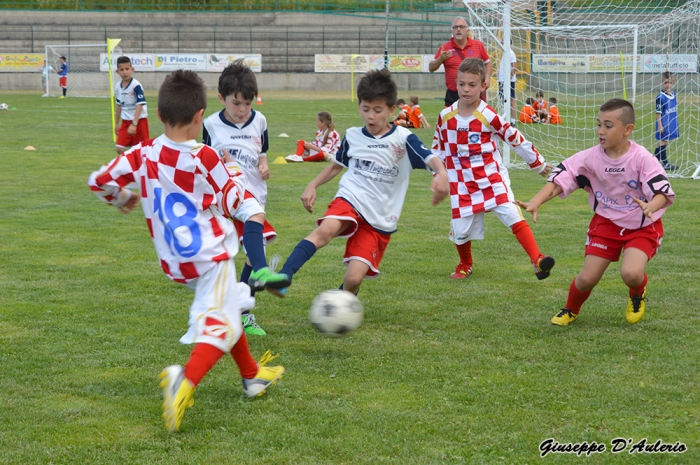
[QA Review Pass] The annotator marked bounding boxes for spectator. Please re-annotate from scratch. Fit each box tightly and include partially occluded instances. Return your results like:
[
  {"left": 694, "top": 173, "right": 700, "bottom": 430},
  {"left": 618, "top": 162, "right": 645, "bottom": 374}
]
[{"left": 429, "top": 16, "right": 492, "bottom": 107}]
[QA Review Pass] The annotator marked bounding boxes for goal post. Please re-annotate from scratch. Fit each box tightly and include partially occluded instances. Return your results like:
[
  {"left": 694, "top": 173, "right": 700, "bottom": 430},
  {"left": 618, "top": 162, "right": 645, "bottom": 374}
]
[
  {"left": 462, "top": 0, "right": 700, "bottom": 179},
  {"left": 45, "top": 43, "right": 122, "bottom": 99}
]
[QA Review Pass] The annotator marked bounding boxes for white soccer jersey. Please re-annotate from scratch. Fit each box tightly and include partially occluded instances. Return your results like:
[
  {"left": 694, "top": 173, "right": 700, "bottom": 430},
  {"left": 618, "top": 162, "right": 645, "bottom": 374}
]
[
  {"left": 333, "top": 125, "right": 436, "bottom": 234},
  {"left": 432, "top": 101, "right": 545, "bottom": 219},
  {"left": 88, "top": 135, "right": 245, "bottom": 283},
  {"left": 202, "top": 110, "right": 269, "bottom": 206},
  {"left": 114, "top": 78, "right": 147, "bottom": 121}
]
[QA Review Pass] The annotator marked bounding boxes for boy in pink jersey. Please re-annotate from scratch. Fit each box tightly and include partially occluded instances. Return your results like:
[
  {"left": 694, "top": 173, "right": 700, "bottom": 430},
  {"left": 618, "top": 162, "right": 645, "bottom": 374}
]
[
  {"left": 432, "top": 58, "right": 555, "bottom": 281},
  {"left": 88, "top": 70, "right": 284, "bottom": 432},
  {"left": 517, "top": 98, "right": 675, "bottom": 326}
]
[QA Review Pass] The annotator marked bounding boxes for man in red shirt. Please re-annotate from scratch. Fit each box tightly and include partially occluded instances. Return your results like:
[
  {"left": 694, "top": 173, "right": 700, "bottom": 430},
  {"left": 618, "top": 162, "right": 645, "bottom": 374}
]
[{"left": 429, "top": 16, "right": 492, "bottom": 107}]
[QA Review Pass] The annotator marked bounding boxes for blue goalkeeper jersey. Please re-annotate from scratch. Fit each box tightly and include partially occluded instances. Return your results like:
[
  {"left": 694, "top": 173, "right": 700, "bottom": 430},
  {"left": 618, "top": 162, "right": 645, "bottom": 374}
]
[{"left": 655, "top": 90, "right": 679, "bottom": 141}]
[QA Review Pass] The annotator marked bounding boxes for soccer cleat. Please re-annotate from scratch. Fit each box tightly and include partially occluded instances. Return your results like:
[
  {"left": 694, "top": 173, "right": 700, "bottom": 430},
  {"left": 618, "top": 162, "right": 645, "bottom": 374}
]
[
  {"left": 285, "top": 154, "right": 304, "bottom": 162},
  {"left": 450, "top": 262, "right": 473, "bottom": 279},
  {"left": 242, "top": 350, "right": 285, "bottom": 398},
  {"left": 242, "top": 312, "right": 266, "bottom": 336},
  {"left": 159, "top": 365, "right": 195, "bottom": 433},
  {"left": 59, "top": 96, "right": 65, "bottom": 99},
  {"left": 551, "top": 308, "right": 578, "bottom": 326},
  {"left": 662, "top": 163, "right": 678, "bottom": 171},
  {"left": 626, "top": 286, "right": 647, "bottom": 324},
  {"left": 534, "top": 254, "right": 555, "bottom": 280},
  {"left": 248, "top": 267, "right": 292, "bottom": 292}
]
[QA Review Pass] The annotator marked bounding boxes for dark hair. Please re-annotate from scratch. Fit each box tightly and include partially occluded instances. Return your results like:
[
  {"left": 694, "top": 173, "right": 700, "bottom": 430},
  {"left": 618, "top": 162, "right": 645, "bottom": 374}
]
[
  {"left": 116, "top": 56, "right": 132, "bottom": 66},
  {"left": 458, "top": 58, "right": 486, "bottom": 83},
  {"left": 599, "top": 98, "right": 635, "bottom": 125},
  {"left": 662, "top": 71, "right": 673, "bottom": 82},
  {"left": 526, "top": 97, "right": 534, "bottom": 105},
  {"left": 60, "top": 56, "right": 66, "bottom": 61},
  {"left": 218, "top": 59, "right": 258, "bottom": 100},
  {"left": 409, "top": 95, "right": 419, "bottom": 105},
  {"left": 396, "top": 98, "right": 406, "bottom": 106},
  {"left": 549, "top": 97, "right": 557, "bottom": 104},
  {"left": 356, "top": 68, "right": 397, "bottom": 107},
  {"left": 158, "top": 70, "right": 207, "bottom": 128},
  {"left": 536, "top": 90, "right": 545, "bottom": 98}
]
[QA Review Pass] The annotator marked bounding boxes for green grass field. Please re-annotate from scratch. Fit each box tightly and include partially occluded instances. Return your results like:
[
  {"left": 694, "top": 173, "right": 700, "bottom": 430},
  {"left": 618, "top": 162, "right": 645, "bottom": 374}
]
[{"left": 0, "top": 92, "right": 698, "bottom": 464}]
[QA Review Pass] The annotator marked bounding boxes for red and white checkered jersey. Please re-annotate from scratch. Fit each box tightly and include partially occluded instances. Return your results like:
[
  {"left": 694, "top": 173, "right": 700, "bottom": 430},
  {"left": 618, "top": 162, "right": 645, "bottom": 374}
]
[
  {"left": 202, "top": 110, "right": 269, "bottom": 206},
  {"left": 312, "top": 128, "right": 341, "bottom": 158},
  {"left": 88, "top": 135, "right": 245, "bottom": 283},
  {"left": 432, "top": 101, "right": 546, "bottom": 219}
]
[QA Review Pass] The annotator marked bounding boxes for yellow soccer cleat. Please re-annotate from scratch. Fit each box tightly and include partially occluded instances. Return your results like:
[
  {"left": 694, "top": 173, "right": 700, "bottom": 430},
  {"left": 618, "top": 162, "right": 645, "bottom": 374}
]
[
  {"left": 242, "top": 350, "right": 285, "bottom": 398},
  {"left": 626, "top": 286, "right": 647, "bottom": 324},
  {"left": 551, "top": 308, "right": 578, "bottom": 326},
  {"left": 159, "top": 365, "right": 195, "bottom": 433}
]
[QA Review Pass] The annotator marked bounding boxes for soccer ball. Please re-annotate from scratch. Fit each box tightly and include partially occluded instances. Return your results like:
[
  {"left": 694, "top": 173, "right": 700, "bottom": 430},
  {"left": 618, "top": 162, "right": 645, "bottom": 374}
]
[
  {"left": 0, "top": 103, "right": 8, "bottom": 111},
  {"left": 309, "top": 290, "right": 363, "bottom": 338}
]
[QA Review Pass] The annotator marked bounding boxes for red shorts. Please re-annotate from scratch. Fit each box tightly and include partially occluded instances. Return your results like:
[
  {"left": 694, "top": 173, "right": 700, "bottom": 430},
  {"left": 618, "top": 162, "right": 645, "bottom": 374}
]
[
  {"left": 318, "top": 198, "right": 391, "bottom": 277},
  {"left": 116, "top": 119, "right": 150, "bottom": 149},
  {"left": 59, "top": 76, "right": 67, "bottom": 88},
  {"left": 233, "top": 191, "right": 276, "bottom": 246},
  {"left": 585, "top": 214, "right": 664, "bottom": 261}
]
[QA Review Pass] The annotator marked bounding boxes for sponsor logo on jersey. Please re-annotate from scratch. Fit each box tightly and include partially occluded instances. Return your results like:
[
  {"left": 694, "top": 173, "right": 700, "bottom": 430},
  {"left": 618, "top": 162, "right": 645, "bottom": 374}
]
[
  {"left": 391, "top": 143, "right": 406, "bottom": 162},
  {"left": 353, "top": 158, "right": 399, "bottom": 177},
  {"left": 469, "top": 133, "right": 481, "bottom": 144},
  {"left": 229, "top": 135, "right": 252, "bottom": 140},
  {"left": 605, "top": 167, "right": 625, "bottom": 172},
  {"left": 367, "top": 144, "right": 389, "bottom": 149},
  {"left": 627, "top": 180, "right": 639, "bottom": 189}
]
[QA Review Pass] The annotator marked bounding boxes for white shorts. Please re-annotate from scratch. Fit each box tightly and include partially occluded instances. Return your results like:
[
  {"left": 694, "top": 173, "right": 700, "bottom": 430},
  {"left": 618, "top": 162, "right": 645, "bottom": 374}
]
[
  {"left": 233, "top": 196, "right": 265, "bottom": 223},
  {"left": 449, "top": 202, "right": 525, "bottom": 245},
  {"left": 179, "top": 259, "right": 256, "bottom": 353}
]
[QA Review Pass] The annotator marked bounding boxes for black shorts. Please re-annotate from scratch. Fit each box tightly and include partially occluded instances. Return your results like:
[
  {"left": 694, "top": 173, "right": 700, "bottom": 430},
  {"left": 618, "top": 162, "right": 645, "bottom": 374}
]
[{"left": 499, "top": 81, "right": 515, "bottom": 100}]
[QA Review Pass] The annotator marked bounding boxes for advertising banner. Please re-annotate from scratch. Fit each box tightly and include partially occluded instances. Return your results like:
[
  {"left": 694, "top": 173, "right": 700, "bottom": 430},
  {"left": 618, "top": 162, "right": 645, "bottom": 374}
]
[
  {"left": 100, "top": 53, "right": 155, "bottom": 71},
  {"left": 314, "top": 54, "right": 370, "bottom": 73},
  {"left": 0, "top": 53, "right": 44, "bottom": 72},
  {"left": 532, "top": 55, "right": 587, "bottom": 73},
  {"left": 640, "top": 54, "right": 697, "bottom": 73},
  {"left": 205, "top": 54, "right": 262, "bottom": 72},
  {"left": 155, "top": 54, "right": 208, "bottom": 72}
]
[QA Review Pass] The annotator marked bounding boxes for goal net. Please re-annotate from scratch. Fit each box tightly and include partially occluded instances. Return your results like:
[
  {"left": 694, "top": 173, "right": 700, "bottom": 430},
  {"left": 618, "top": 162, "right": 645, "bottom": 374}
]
[
  {"left": 464, "top": 0, "right": 700, "bottom": 178},
  {"left": 45, "top": 44, "right": 122, "bottom": 99}
]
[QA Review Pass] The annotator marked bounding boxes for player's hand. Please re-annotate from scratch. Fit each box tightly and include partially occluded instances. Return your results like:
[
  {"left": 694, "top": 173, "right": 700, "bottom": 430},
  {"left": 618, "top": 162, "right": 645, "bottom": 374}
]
[
  {"left": 258, "top": 160, "right": 270, "bottom": 181},
  {"left": 300, "top": 185, "right": 317, "bottom": 213},
  {"left": 119, "top": 191, "right": 140, "bottom": 214},
  {"left": 539, "top": 163, "right": 553, "bottom": 177},
  {"left": 632, "top": 197, "right": 654, "bottom": 219},
  {"left": 115, "top": 125, "right": 119, "bottom": 135},
  {"left": 658, "top": 124, "right": 665, "bottom": 135},
  {"left": 127, "top": 125, "right": 136, "bottom": 136},
  {"left": 515, "top": 199, "right": 539, "bottom": 223},
  {"left": 221, "top": 149, "right": 234, "bottom": 163},
  {"left": 430, "top": 174, "right": 449, "bottom": 206},
  {"left": 440, "top": 50, "right": 452, "bottom": 62}
]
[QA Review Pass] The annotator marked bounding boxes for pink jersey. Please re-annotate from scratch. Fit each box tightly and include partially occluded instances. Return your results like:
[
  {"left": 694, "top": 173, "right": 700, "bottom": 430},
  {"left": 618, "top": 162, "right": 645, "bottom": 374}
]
[
  {"left": 88, "top": 135, "right": 245, "bottom": 283},
  {"left": 549, "top": 141, "right": 674, "bottom": 230},
  {"left": 432, "top": 100, "right": 546, "bottom": 218},
  {"left": 313, "top": 128, "right": 340, "bottom": 158}
]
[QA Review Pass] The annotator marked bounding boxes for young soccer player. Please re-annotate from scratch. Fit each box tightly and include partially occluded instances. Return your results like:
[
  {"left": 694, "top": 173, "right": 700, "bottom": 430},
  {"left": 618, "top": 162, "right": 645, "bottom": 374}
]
[
  {"left": 392, "top": 98, "right": 411, "bottom": 127},
  {"left": 547, "top": 97, "right": 562, "bottom": 125},
  {"left": 432, "top": 58, "right": 554, "bottom": 281},
  {"left": 516, "top": 98, "right": 674, "bottom": 326},
  {"left": 40, "top": 60, "right": 53, "bottom": 97},
  {"left": 533, "top": 90, "right": 548, "bottom": 122},
  {"left": 202, "top": 60, "right": 290, "bottom": 336},
  {"left": 58, "top": 56, "right": 68, "bottom": 98},
  {"left": 275, "top": 68, "right": 449, "bottom": 296},
  {"left": 519, "top": 97, "right": 539, "bottom": 124},
  {"left": 654, "top": 71, "right": 679, "bottom": 171},
  {"left": 407, "top": 96, "right": 431, "bottom": 129},
  {"left": 114, "top": 56, "right": 150, "bottom": 155},
  {"left": 88, "top": 70, "right": 285, "bottom": 433},
  {"left": 285, "top": 111, "right": 340, "bottom": 162}
]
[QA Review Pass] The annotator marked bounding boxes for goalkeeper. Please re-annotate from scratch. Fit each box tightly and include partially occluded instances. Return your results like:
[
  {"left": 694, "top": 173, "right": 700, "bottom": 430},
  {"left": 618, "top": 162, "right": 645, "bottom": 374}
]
[{"left": 88, "top": 70, "right": 285, "bottom": 433}]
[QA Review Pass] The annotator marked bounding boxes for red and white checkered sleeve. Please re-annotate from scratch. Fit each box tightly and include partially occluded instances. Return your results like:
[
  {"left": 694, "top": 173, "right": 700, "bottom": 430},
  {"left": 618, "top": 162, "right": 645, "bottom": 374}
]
[
  {"left": 431, "top": 114, "right": 446, "bottom": 160},
  {"left": 199, "top": 147, "right": 244, "bottom": 218},
  {"left": 87, "top": 149, "right": 141, "bottom": 207},
  {"left": 490, "top": 111, "right": 546, "bottom": 173}
]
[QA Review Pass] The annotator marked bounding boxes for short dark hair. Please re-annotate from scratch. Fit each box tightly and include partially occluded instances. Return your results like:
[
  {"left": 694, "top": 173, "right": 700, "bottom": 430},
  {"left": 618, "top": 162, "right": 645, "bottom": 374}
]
[
  {"left": 536, "top": 90, "right": 545, "bottom": 98},
  {"left": 60, "top": 56, "right": 66, "bottom": 61},
  {"left": 526, "top": 97, "right": 534, "bottom": 105},
  {"left": 599, "top": 98, "right": 635, "bottom": 125},
  {"left": 396, "top": 98, "right": 406, "bottom": 106},
  {"left": 158, "top": 70, "right": 207, "bottom": 128},
  {"left": 116, "top": 56, "right": 132, "bottom": 66},
  {"left": 356, "top": 68, "right": 397, "bottom": 107},
  {"left": 549, "top": 97, "right": 557, "bottom": 104},
  {"left": 458, "top": 58, "right": 486, "bottom": 83},
  {"left": 662, "top": 71, "right": 673, "bottom": 82},
  {"left": 218, "top": 60, "right": 258, "bottom": 100}
]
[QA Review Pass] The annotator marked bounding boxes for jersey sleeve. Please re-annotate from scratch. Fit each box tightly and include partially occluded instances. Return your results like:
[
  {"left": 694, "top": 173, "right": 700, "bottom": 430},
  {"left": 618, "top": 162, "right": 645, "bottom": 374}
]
[
  {"left": 88, "top": 148, "right": 143, "bottom": 207},
  {"left": 196, "top": 146, "right": 245, "bottom": 218},
  {"left": 489, "top": 112, "right": 545, "bottom": 172},
  {"left": 202, "top": 124, "right": 212, "bottom": 146},
  {"left": 322, "top": 130, "right": 341, "bottom": 156},
  {"left": 431, "top": 111, "right": 448, "bottom": 161},
  {"left": 655, "top": 93, "right": 663, "bottom": 114},
  {"left": 406, "top": 133, "right": 435, "bottom": 170},
  {"left": 260, "top": 127, "right": 269, "bottom": 156},
  {"left": 334, "top": 136, "right": 351, "bottom": 167},
  {"left": 133, "top": 84, "right": 147, "bottom": 105},
  {"left": 547, "top": 151, "right": 587, "bottom": 198},
  {"left": 640, "top": 156, "right": 675, "bottom": 209}
]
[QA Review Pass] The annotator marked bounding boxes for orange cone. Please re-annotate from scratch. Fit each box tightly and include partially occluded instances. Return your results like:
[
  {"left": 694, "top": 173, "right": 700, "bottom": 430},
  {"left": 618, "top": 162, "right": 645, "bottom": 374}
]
[{"left": 256, "top": 95, "right": 263, "bottom": 105}]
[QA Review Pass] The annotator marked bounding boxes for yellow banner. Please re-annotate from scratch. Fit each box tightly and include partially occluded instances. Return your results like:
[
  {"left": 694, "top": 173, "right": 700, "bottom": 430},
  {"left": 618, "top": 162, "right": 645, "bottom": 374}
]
[{"left": 0, "top": 53, "right": 44, "bottom": 71}]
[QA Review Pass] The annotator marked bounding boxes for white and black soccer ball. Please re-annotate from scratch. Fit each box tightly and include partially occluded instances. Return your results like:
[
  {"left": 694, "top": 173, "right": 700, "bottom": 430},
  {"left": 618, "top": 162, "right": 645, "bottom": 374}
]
[
  {"left": 0, "top": 103, "right": 8, "bottom": 111},
  {"left": 309, "top": 290, "right": 363, "bottom": 338}
]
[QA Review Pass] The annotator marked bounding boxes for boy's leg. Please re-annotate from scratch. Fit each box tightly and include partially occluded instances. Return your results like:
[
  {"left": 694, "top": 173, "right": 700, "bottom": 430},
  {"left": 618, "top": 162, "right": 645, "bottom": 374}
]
[
  {"left": 339, "top": 220, "right": 389, "bottom": 295},
  {"left": 620, "top": 247, "right": 650, "bottom": 324},
  {"left": 303, "top": 151, "right": 326, "bottom": 162},
  {"left": 343, "top": 260, "right": 371, "bottom": 295},
  {"left": 657, "top": 141, "right": 668, "bottom": 165},
  {"left": 509, "top": 218, "right": 555, "bottom": 280},
  {"left": 552, "top": 254, "right": 610, "bottom": 326},
  {"left": 237, "top": 208, "right": 290, "bottom": 292},
  {"left": 449, "top": 215, "right": 482, "bottom": 279}
]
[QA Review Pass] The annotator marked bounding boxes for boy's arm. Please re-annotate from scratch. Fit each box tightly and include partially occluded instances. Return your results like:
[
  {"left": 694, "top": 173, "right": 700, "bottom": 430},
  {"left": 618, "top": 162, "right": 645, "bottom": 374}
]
[
  {"left": 632, "top": 193, "right": 668, "bottom": 220},
  {"left": 300, "top": 162, "right": 344, "bottom": 213},
  {"left": 114, "top": 104, "right": 122, "bottom": 134},
  {"left": 88, "top": 150, "right": 141, "bottom": 212},
  {"left": 515, "top": 182, "right": 563, "bottom": 223},
  {"left": 426, "top": 157, "right": 449, "bottom": 206},
  {"left": 481, "top": 111, "right": 549, "bottom": 174},
  {"left": 419, "top": 114, "right": 431, "bottom": 129},
  {"left": 258, "top": 154, "right": 270, "bottom": 181},
  {"left": 128, "top": 105, "right": 143, "bottom": 135}
]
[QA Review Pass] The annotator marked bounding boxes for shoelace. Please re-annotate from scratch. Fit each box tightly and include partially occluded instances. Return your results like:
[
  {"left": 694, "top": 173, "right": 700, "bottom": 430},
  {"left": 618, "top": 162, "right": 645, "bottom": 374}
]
[
  {"left": 268, "top": 254, "right": 282, "bottom": 273},
  {"left": 259, "top": 350, "right": 279, "bottom": 367},
  {"left": 557, "top": 309, "right": 574, "bottom": 318},
  {"left": 243, "top": 314, "right": 261, "bottom": 328}
]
